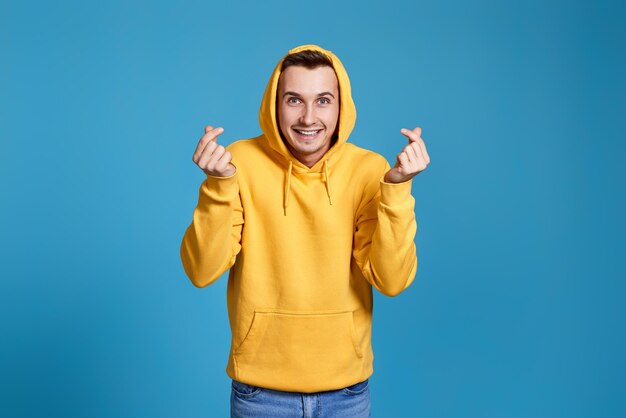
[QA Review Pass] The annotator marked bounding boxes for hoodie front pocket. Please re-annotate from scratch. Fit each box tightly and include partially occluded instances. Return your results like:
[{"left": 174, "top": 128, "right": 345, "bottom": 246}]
[{"left": 233, "top": 309, "right": 364, "bottom": 391}]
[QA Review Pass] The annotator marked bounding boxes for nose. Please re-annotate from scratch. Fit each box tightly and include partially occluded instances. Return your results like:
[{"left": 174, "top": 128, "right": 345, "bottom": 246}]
[{"left": 300, "top": 104, "right": 316, "bottom": 126}]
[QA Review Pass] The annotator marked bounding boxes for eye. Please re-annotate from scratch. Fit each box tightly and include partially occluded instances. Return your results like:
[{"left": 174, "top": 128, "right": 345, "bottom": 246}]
[
  {"left": 318, "top": 97, "right": 331, "bottom": 105},
  {"left": 287, "top": 97, "right": 301, "bottom": 104}
]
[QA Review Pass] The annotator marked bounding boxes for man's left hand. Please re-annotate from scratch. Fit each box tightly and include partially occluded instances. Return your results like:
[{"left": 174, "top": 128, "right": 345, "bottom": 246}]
[{"left": 384, "top": 127, "right": 431, "bottom": 184}]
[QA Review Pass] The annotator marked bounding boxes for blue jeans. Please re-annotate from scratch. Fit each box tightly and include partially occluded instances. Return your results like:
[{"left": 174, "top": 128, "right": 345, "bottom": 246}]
[{"left": 230, "top": 378, "right": 371, "bottom": 418}]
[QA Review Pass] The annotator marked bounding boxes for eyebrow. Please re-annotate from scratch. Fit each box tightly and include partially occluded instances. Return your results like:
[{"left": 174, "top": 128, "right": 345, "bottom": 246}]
[{"left": 283, "top": 91, "right": 336, "bottom": 99}]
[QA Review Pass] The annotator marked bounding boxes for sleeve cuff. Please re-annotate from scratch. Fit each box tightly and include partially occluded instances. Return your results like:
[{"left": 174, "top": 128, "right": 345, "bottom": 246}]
[
  {"left": 200, "top": 172, "right": 239, "bottom": 203},
  {"left": 378, "top": 177, "right": 413, "bottom": 206}
]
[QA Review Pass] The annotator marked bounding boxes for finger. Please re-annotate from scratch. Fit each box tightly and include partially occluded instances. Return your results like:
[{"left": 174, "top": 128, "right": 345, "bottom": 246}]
[
  {"left": 410, "top": 142, "right": 428, "bottom": 173},
  {"left": 409, "top": 141, "right": 425, "bottom": 163},
  {"left": 211, "top": 144, "right": 226, "bottom": 161},
  {"left": 194, "top": 127, "right": 217, "bottom": 162},
  {"left": 193, "top": 127, "right": 224, "bottom": 162},
  {"left": 397, "top": 151, "right": 409, "bottom": 169},
  {"left": 197, "top": 140, "right": 218, "bottom": 168},
  {"left": 193, "top": 127, "right": 222, "bottom": 163},
  {"left": 400, "top": 127, "right": 421, "bottom": 143},
  {"left": 205, "top": 145, "right": 226, "bottom": 172},
  {"left": 214, "top": 151, "right": 233, "bottom": 173},
  {"left": 220, "top": 150, "right": 233, "bottom": 164},
  {"left": 404, "top": 144, "right": 419, "bottom": 168},
  {"left": 207, "top": 126, "right": 224, "bottom": 142},
  {"left": 416, "top": 138, "right": 430, "bottom": 164}
]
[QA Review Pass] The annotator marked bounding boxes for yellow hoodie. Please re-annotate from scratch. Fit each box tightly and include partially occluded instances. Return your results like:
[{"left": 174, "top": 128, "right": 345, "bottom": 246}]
[{"left": 180, "top": 44, "right": 418, "bottom": 393}]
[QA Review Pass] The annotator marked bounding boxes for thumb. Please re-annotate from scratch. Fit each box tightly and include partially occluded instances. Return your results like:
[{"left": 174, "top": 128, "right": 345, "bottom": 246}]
[
  {"left": 412, "top": 127, "right": 422, "bottom": 140},
  {"left": 207, "top": 126, "right": 224, "bottom": 142}
]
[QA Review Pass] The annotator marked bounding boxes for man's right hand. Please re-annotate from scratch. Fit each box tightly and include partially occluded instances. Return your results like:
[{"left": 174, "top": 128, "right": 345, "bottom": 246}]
[{"left": 192, "top": 125, "right": 236, "bottom": 177}]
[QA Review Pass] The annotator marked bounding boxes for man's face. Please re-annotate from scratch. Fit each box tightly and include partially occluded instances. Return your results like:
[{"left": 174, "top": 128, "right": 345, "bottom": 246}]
[{"left": 277, "top": 65, "right": 340, "bottom": 167}]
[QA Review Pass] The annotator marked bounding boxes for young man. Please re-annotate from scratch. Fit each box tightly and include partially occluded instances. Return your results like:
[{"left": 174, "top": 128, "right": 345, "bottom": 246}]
[{"left": 180, "top": 44, "right": 430, "bottom": 417}]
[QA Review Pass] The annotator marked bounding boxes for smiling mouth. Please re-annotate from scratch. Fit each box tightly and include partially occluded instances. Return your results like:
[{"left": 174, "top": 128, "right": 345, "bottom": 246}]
[{"left": 293, "top": 128, "right": 323, "bottom": 137}]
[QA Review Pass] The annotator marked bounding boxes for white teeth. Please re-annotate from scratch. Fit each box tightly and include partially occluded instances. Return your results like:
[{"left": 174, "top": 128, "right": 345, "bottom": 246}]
[{"left": 295, "top": 129, "right": 321, "bottom": 136}]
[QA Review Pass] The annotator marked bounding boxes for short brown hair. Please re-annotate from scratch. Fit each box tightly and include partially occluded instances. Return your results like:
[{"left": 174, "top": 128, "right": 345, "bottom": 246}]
[{"left": 281, "top": 50, "right": 333, "bottom": 71}]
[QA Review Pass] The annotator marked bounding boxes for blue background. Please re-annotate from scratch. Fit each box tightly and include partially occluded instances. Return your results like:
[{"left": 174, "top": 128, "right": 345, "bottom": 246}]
[{"left": 2, "top": 0, "right": 625, "bottom": 417}]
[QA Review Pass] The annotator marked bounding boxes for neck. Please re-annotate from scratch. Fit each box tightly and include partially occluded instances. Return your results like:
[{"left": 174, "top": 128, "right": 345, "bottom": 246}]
[{"left": 285, "top": 144, "right": 331, "bottom": 168}]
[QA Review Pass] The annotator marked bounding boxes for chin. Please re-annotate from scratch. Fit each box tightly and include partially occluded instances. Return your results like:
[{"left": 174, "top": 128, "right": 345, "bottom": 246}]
[{"left": 296, "top": 141, "right": 325, "bottom": 155}]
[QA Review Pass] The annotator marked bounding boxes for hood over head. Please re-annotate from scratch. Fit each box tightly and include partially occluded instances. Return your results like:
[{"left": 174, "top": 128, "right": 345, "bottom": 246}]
[{"left": 259, "top": 44, "right": 357, "bottom": 170}]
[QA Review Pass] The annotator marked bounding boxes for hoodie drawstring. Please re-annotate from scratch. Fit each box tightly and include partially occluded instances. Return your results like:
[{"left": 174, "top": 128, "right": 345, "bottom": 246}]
[
  {"left": 284, "top": 160, "right": 293, "bottom": 216},
  {"left": 283, "top": 159, "right": 333, "bottom": 216},
  {"left": 323, "top": 159, "right": 333, "bottom": 205}
]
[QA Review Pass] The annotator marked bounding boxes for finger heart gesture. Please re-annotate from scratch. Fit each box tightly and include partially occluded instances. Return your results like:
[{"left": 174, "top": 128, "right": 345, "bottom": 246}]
[
  {"left": 384, "top": 127, "right": 430, "bottom": 184},
  {"left": 192, "top": 125, "right": 237, "bottom": 177}
]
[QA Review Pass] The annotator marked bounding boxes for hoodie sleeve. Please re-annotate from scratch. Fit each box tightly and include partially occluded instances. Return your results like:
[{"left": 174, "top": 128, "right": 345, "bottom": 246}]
[
  {"left": 180, "top": 173, "right": 244, "bottom": 288},
  {"left": 353, "top": 161, "right": 418, "bottom": 297}
]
